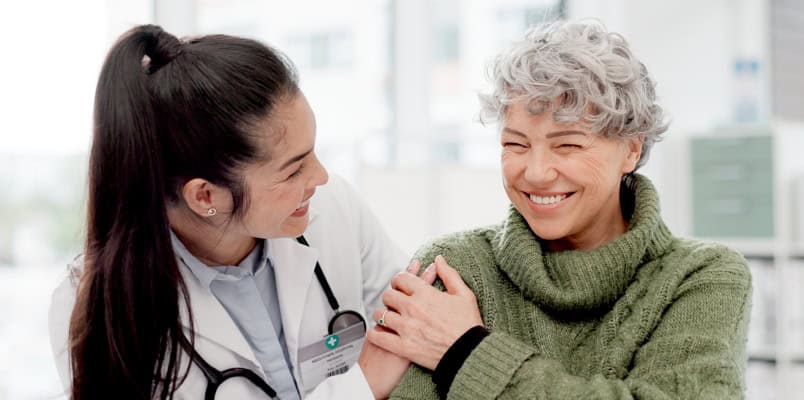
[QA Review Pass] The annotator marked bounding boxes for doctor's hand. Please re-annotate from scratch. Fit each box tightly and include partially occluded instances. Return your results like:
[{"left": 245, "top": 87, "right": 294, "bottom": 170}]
[
  {"left": 358, "top": 260, "right": 436, "bottom": 399},
  {"left": 367, "top": 255, "right": 483, "bottom": 371},
  {"left": 358, "top": 338, "right": 409, "bottom": 399}
]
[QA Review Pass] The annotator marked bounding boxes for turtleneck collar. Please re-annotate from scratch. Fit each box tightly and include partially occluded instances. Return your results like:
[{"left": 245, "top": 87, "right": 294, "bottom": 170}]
[{"left": 491, "top": 174, "right": 674, "bottom": 315}]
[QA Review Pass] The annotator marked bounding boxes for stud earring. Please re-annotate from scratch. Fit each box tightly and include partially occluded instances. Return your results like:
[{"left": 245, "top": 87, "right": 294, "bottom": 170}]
[{"left": 207, "top": 208, "right": 217, "bottom": 216}]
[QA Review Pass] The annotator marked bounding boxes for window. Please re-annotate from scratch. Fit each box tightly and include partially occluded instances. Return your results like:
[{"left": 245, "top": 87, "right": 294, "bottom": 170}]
[
  {"left": 0, "top": 2, "right": 155, "bottom": 398},
  {"left": 286, "top": 32, "right": 353, "bottom": 70}
]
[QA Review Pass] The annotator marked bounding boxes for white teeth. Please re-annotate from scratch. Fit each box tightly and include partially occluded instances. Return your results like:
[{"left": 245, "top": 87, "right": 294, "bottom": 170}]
[
  {"left": 298, "top": 199, "right": 310, "bottom": 209},
  {"left": 529, "top": 194, "right": 567, "bottom": 205}
]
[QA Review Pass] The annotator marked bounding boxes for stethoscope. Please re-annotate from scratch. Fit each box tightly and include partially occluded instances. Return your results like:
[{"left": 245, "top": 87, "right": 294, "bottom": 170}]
[{"left": 189, "top": 235, "right": 367, "bottom": 400}]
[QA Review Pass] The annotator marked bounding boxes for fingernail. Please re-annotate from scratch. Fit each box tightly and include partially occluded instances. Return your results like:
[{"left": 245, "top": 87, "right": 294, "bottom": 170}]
[
  {"left": 407, "top": 259, "right": 420, "bottom": 273},
  {"left": 425, "top": 263, "right": 435, "bottom": 274}
]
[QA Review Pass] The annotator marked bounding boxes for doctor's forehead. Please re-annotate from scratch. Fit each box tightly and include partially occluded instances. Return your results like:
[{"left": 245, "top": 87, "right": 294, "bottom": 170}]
[{"left": 250, "top": 93, "right": 317, "bottom": 166}]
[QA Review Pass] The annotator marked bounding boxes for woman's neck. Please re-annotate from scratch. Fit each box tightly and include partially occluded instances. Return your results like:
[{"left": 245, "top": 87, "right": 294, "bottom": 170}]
[{"left": 167, "top": 207, "right": 256, "bottom": 266}]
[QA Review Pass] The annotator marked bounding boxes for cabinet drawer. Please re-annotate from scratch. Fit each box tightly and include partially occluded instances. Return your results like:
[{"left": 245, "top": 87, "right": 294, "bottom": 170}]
[
  {"left": 690, "top": 135, "right": 774, "bottom": 238},
  {"left": 692, "top": 197, "right": 774, "bottom": 237},
  {"left": 691, "top": 136, "right": 772, "bottom": 164}
]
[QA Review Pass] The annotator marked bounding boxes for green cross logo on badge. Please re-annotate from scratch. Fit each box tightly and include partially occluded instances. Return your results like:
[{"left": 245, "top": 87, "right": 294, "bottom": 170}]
[{"left": 325, "top": 334, "right": 340, "bottom": 349}]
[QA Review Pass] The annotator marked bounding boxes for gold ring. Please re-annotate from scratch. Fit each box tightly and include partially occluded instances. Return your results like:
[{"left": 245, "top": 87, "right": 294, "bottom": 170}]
[{"left": 377, "top": 309, "right": 389, "bottom": 326}]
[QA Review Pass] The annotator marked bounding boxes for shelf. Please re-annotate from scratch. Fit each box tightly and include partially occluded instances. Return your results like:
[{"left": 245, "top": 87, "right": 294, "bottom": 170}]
[
  {"left": 791, "top": 243, "right": 804, "bottom": 259},
  {"left": 694, "top": 237, "right": 776, "bottom": 258},
  {"left": 748, "top": 350, "right": 804, "bottom": 364},
  {"left": 749, "top": 355, "right": 777, "bottom": 364},
  {"left": 690, "top": 238, "right": 804, "bottom": 259},
  {"left": 749, "top": 347, "right": 777, "bottom": 363}
]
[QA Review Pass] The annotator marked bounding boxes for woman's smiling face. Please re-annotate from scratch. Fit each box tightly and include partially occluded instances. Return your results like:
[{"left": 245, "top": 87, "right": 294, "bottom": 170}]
[{"left": 500, "top": 101, "right": 642, "bottom": 250}]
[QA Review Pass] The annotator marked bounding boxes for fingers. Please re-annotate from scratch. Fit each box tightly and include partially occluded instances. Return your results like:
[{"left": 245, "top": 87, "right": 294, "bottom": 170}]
[
  {"left": 372, "top": 308, "right": 402, "bottom": 332},
  {"left": 381, "top": 288, "right": 408, "bottom": 312},
  {"left": 391, "top": 270, "right": 430, "bottom": 295},
  {"left": 366, "top": 326, "right": 404, "bottom": 357},
  {"left": 405, "top": 258, "right": 437, "bottom": 285},
  {"left": 408, "top": 258, "right": 438, "bottom": 286},
  {"left": 406, "top": 259, "right": 422, "bottom": 275},
  {"left": 434, "top": 255, "right": 470, "bottom": 296}
]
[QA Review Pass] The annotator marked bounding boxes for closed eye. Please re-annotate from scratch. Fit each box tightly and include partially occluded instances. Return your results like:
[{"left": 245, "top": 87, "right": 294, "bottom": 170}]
[{"left": 287, "top": 163, "right": 305, "bottom": 180}]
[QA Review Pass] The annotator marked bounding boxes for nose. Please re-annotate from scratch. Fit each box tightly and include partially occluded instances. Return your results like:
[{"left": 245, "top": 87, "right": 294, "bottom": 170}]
[
  {"left": 523, "top": 147, "right": 559, "bottom": 184},
  {"left": 310, "top": 153, "right": 329, "bottom": 187}
]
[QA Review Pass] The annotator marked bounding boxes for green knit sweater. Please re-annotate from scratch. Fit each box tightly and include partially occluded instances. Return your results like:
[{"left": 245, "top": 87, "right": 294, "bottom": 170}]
[{"left": 390, "top": 174, "right": 751, "bottom": 400}]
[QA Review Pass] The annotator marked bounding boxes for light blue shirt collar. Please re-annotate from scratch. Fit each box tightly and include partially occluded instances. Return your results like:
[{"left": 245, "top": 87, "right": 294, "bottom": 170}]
[{"left": 170, "top": 230, "right": 271, "bottom": 291}]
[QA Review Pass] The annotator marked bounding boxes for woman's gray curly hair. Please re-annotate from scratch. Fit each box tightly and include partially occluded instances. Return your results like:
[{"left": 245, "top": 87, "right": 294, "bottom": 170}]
[{"left": 479, "top": 20, "right": 668, "bottom": 170}]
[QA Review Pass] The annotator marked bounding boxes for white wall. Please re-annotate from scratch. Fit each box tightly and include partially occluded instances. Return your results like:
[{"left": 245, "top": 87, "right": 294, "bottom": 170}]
[
  {"left": 359, "top": 166, "right": 509, "bottom": 255},
  {"left": 357, "top": 0, "right": 775, "bottom": 252}
]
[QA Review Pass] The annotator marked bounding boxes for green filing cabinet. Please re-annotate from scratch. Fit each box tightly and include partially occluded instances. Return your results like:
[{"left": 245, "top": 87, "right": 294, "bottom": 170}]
[{"left": 691, "top": 135, "right": 774, "bottom": 238}]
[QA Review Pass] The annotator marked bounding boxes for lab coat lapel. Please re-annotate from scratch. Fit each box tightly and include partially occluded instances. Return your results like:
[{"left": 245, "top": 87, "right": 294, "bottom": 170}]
[
  {"left": 270, "top": 208, "right": 321, "bottom": 369},
  {"left": 177, "top": 264, "right": 261, "bottom": 368},
  {"left": 270, "top": 238, "right": 318, "bottom": 367}
]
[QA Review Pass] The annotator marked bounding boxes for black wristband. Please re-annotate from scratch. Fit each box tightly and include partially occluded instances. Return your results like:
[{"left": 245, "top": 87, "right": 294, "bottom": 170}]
[{"left": 432, "top": 325, "right": 489, "bottom": 399}]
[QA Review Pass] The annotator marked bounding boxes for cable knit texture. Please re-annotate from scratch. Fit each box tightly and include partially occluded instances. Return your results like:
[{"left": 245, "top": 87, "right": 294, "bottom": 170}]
[{"left": 390, "top": 174, "right": 751, "bottom": 400}]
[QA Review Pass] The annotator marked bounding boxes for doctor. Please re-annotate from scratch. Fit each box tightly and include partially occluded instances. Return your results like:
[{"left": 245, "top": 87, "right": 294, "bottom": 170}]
[{"left": 48, "top": 25, "right": 424, "bottom": 400}]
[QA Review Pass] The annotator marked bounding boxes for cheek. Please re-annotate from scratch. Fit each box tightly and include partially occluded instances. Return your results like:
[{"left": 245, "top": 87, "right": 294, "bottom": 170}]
[
  {"left": 571, "top": 151, "right": 618, "bottom": 182},
  {"left": 500, "top": 152, "right": 522, "bottom": 182},
  {"left": 244, "top": 188, "right": 290, "bottom": 221}
]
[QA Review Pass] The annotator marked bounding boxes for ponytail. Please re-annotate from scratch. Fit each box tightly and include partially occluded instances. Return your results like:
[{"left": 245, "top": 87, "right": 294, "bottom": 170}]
[
  {"left": 70, "top": 23, "right": 298, "bottom": 399},
  {"left": 70, "top": 25, "right": 192, "bottom": 400}
]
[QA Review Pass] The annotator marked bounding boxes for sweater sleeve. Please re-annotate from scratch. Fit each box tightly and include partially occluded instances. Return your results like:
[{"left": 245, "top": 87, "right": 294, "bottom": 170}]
[{"left": 391, "top": 254, "right": 751, "bottom": 400}]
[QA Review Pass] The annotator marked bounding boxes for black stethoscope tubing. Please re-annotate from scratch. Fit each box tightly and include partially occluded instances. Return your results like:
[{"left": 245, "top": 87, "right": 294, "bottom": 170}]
[
  {"left": 296, "top": 235, "right": 367, "bottom": 334},
  {"left": 188, "top": 235, "right": 366, "bottom": 399}
]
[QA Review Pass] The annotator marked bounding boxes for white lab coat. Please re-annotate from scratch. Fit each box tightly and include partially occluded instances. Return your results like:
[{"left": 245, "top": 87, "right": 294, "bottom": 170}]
[{"left": 48, "top": 175, "right": 408, "bottom": 399}]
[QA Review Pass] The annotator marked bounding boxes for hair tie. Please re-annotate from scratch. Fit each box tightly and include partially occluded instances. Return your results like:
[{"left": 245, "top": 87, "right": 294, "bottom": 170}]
[{"left": 140, "top": 25, "right": 183, "bottom": 74}]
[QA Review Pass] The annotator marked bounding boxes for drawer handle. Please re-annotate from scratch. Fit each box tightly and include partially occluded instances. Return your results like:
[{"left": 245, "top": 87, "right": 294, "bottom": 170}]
[
  {"left": 709, "top": 165, "right": 745, "bottom": 181},
  {"left": 710, "top": 199, "right": 745, "bottom": 214}
]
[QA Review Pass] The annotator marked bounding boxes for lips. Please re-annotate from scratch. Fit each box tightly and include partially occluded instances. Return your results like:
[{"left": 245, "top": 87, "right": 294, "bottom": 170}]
[
  {"left": 529, "top": 193, "right": 568, "bottom": 205},
  {"left": 523, "top": 191, "right": 575, "bottom": 209},
  {"left": 291, "top": 194, "right": 314, "bottom": 217},
  {"left": 295, "top": 198, "right": 311, "bottom": 211}
]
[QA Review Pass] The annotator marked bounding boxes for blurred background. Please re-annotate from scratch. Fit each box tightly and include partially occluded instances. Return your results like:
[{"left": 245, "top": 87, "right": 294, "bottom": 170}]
[{"left": 0, "top": 0, "right": 802, "bottom": 398}]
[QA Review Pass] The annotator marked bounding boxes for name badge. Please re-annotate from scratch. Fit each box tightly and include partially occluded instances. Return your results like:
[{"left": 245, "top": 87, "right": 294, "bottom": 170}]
[{"left": 298, "top": 322, "right": 365, "bottom": 389}]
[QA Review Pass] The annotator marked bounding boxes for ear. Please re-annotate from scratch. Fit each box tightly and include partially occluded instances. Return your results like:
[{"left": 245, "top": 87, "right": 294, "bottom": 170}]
[
  {"left": 181, "top": 178, "right": 228, "bottom": 218},
  {"left": 621, "top": 136, "right": 643, "bottom": 174}
]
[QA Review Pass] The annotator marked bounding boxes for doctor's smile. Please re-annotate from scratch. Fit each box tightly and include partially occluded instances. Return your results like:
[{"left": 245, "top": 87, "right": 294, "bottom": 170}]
[{"left": 291, "top": 196, "right": 313, "bottom": 217}]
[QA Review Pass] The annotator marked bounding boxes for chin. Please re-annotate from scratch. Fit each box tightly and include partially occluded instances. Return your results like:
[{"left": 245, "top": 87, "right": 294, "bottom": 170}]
[
  {"left": 282, "top": 222, "right": 309, "bottom": 238},
  {"left": 532, "top": 229, "right": 569, "bottom": 241},
  {"left": 522, "top": 218, "right": 570, "bottom": 241},
  {"left": 282, "top": 227, "right": 306, "bottom": 238}
]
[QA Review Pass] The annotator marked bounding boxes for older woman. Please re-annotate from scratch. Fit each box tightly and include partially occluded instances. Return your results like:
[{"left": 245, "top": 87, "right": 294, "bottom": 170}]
[{"left": 367, "top": 20, "right": 750, "bottom": 399}]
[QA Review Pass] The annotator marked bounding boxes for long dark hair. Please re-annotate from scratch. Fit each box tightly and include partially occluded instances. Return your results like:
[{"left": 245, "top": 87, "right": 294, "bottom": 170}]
[{"left": 69, "top": 25, "right": 298, "bottom": 400}]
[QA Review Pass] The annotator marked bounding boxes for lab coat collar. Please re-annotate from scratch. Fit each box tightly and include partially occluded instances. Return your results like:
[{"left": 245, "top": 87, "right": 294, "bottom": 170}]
[
  {"left": 267, "top": 235, "right": 319, "bottom": 370},
  {"left": 176, "top": 200, "right": 323, "bottom": 372},
  {"left": 267, "top": 195, "right": 322, "bottom": 365},
  {"left": 308, "top": 197, "right": 321, "bottom": 223},
  {"left": 177, "top": 262, "right": 263, "bottom": 370}
]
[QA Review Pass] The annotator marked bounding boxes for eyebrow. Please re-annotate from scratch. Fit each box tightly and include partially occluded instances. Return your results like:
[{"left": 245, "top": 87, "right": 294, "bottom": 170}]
[
  {"left": 279, "top": 148, "right": 313, "bottom": 170},
  {"left": 501, "top": 127, "right": 587, "bottom": 139},
  {"left": 501, "top": 127, "right": 527, "bottom": 138},
  {"left": 546, "top": 130, "right": 587, "bottom": 139}
]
